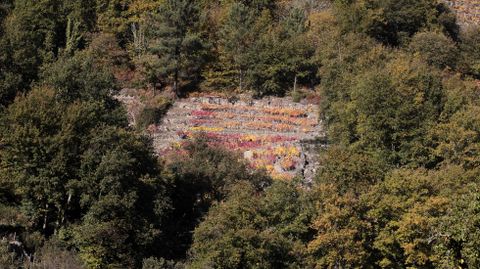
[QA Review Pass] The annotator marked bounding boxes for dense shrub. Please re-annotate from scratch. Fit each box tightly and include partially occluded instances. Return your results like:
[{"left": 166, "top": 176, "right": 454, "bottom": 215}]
[
  {"left": 136, "top": 96, "right": 172, "bottom": 129},
  {"left": 408, "top": 31, "right": 459, "bottom": 69}
]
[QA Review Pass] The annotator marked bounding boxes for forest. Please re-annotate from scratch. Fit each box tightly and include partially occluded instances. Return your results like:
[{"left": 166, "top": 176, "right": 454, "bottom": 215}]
[{"left": 1, "top": 0, "right": 480, "bottom": 268}]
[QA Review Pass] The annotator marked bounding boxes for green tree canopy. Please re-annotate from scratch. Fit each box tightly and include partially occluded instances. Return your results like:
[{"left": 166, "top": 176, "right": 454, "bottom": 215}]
[
  {"left": 408, "top": 31, "right": 459, "bottom": 69},
  {"left": 138, "top": 0, "right": 207, "bottom": 95},
  {"left": 333, "top": 0, "right": 458, "bottom": 46},
  {"left": 189, "top": 181, "right": 311, "bottom": 268}
]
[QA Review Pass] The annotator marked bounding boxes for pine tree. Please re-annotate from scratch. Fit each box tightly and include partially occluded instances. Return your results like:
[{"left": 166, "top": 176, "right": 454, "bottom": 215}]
[
  {"left": 144, "top": 0, "right": 206, "bottom": 96},
  {"left": 217, "top": 2, "right": 256, "bottom": 92},
  {"left": 95, "top": 0, "right": 131, "bottom": 43}
]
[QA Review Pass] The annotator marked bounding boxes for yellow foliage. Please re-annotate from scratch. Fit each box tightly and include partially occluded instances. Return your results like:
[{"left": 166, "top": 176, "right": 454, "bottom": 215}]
[{"left": 190, "top": 126, "right": 224, "bottom": 132}]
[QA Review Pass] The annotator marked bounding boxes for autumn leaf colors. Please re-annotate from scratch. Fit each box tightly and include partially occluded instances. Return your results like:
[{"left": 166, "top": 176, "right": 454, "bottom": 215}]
[
  {"left": 153, "top": 95, "right": 321, "bottom": 180},
  {"left": 1, "top": 0, "right": 480, "bottom": 268}
]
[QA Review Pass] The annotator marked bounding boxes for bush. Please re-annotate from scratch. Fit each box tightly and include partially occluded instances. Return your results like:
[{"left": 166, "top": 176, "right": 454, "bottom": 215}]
[
  {"left": 28, "top": 239, "right": 83, "bottom": 269},
  {"left": 291, "top": 90, "right": 307, "bottom": 103},
  {"left": 408, "top": 31, "right": 459, "bottom": 69},
  {"left": 136, "top": 96, "right": 172, "bottom": 129},
  {"left": 0, "top": 240, "right": 20, "bottom": 269},
  {"left": 458, "top": 26, "right": 480, "bottom": 78},
  {"left": 142, "top": 257, "right": 184, "bottom": 269}
]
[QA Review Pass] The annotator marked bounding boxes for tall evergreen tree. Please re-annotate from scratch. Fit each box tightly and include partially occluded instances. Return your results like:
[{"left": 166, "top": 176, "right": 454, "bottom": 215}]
[
  {"left": 142, "top": 0, "right": 206, "bottom": 96},
  {"left": 246, "top": 7, "right": 316, "bottom": 95},
  {"left": 95, "top": 0, "right": 131, "bottom": 44},
  {"left": 216, "top": 2, "right": 257, "bottom": 92}
]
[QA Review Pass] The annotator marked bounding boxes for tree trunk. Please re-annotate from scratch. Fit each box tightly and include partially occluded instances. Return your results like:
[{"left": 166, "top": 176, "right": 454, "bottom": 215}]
[
  {"left": 43, "top": 203, "right": 49, "bottom": 231},
  {"left": 60, "top": 193, "right": 72, "bottom": 227},
  {"left": 293, "top": 75, "right": 298, "bottom": 92},
  {"left": 239, "top": 69, "right": 244, "bottom": 92},
  {"left": 173, "top": 67, "right": 179, "bottom": 96}
]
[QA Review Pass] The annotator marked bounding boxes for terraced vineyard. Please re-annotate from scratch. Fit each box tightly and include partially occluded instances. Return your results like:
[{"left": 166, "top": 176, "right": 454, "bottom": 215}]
[
  {"left": 151, "top": 95, "right": 323, "bottom": 181},
  {"left": 443, "top": 0, "right": 480, "bottom": 25}
]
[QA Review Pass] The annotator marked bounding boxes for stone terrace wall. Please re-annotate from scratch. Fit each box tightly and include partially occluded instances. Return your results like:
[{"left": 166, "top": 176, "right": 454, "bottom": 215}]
[
  {"left": 443, "top": 0, "right": 480, "bottom": 25},
  {"left": 152, "top": 95, "right": 324, "bottom": 182}
]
